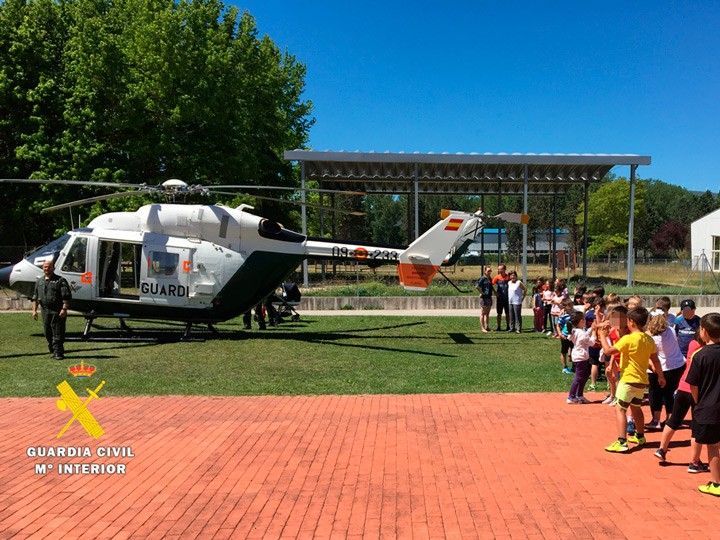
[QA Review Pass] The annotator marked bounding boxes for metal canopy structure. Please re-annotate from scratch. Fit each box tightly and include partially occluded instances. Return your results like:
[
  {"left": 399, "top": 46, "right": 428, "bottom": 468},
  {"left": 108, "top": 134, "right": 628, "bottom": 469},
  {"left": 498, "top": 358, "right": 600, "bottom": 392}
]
[
  {"left": 284, "top": 150, "right": 651, "bottom": 286},
  {"left": 284, "top": 151, "right": 649, "bottom": 194}
]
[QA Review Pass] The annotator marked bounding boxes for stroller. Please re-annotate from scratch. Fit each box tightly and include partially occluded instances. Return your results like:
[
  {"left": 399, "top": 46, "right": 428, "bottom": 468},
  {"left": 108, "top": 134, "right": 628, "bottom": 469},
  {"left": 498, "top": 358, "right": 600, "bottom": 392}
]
[{"left": 269, "top": 282, "right": 301, "bottom": 323}]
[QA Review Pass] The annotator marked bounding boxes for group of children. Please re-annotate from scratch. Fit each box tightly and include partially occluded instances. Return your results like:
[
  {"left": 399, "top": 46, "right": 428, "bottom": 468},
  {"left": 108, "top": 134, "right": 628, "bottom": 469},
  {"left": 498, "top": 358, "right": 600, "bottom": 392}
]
[{"left": 538, "top": 282, "right": 720, "bottom": 497}]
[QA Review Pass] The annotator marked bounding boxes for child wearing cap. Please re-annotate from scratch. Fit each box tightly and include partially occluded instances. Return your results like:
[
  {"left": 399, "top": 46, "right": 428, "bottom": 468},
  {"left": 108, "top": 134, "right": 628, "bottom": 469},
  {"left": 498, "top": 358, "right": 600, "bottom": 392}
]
[
  {"left": 676, "top": 299, "right": 701, "bottom": 358},
  {"left": 686, "top": 313, "right": 720, "bottom": 496}
]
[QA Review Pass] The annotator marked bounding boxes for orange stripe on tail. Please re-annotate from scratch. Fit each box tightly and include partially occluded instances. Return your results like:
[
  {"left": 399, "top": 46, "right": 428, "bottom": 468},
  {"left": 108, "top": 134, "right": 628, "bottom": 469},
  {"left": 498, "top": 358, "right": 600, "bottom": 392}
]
[{"left": 398, "top": 263, "right": 439, "bottom": 290}]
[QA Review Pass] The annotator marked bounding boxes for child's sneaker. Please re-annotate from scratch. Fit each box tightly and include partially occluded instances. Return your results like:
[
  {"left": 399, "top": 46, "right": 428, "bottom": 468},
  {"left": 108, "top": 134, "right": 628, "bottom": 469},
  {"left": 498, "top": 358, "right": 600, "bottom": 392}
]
[
  {"left": 627, "top": 433, "right": 646, "bottom": 446},
  {"left": 626, "top": 419, "right": 636, "bottom": 435},
  {"left": 588, "top": 384, "right": 596, "bottom": 391},
  {"left": 601, "top": 395, "right": 614, "bottom": 405},
  {"left": 688, "top": 461, "right": 710, "bottom": 473},
  {"left": 562, "top": 367, "right": 573, "bottom": 375},
  {"left": 698, "top": 482, "right": 720, "bottom": 496},
  {"left": 608, "top": 398, "right": 618, "bottom": 407},
  {"left": 566, "top": 397, "right": 578, "bottom": 404},
  {"left": 576, "top": 396, "right": 591, "bottom": 404},
  {"left": 605, "top": 439, "right": 629, "bottom": 453},
  {"left": 645, "top": 420, "right": 662, "bottom": 431},
  {"left": 654, "top": 448, "right": 667, "bottom": 462}
]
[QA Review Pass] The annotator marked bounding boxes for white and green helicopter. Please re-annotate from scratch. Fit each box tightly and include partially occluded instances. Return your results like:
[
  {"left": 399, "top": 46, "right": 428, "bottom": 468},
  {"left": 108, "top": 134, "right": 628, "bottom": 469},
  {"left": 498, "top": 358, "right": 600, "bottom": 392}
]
[{"left": 0, "top": 178, "right": 527, "bottom": 336}]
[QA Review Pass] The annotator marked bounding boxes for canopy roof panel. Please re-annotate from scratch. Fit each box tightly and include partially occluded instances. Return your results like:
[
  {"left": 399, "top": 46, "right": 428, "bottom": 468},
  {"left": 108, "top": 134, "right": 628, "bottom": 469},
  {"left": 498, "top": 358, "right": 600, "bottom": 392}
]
[{"left": 284, "top": 150, "right": 651, "bottom": 194}]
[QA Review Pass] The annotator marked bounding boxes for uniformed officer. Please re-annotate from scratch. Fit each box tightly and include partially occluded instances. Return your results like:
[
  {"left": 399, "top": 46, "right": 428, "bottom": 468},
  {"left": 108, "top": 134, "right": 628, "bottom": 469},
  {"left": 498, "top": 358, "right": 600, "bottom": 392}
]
[{"left": 31, "top": 260, "right": 72, "bottom": 359}]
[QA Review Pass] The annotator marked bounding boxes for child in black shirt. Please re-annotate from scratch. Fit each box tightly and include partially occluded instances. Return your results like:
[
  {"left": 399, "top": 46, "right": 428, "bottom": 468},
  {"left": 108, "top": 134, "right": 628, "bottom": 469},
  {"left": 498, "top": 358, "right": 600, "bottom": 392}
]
[{"left": 686, "top": 312, "right": 720, "bottom": 497}]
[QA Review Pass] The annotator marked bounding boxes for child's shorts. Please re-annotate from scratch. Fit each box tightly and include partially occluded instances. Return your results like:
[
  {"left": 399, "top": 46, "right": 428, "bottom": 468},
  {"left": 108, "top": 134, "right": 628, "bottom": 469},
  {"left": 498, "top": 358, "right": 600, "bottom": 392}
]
[
  {"left": 616, "top": 381, "right": 647, "bottom": 410},
  {"left": 589, "top": 347, "right": 602, "bottom": 366},
  {"left": 560, "top": 338, "right": 573, "bottom": 355},
  {"left": 692, "top": 422, "right": 720, "bottom": 445}
]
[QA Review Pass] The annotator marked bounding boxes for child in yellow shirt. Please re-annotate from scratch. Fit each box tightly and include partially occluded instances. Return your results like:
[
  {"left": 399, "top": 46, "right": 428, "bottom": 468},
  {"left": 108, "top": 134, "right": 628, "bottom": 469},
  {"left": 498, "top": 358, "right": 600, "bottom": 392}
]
[{"left": 598, "top": 307, "right": 666, "bottom": 452}]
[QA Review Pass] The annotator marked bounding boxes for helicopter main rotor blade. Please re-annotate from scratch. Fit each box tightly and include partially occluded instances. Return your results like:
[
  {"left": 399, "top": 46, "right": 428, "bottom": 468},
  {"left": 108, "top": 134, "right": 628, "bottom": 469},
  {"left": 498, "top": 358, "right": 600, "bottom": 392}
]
[
  {"left": 0, "top": 178, "right": 142, "bottom": 189},
  {"left": 207, "top": 185, "right": 366, "bottom": 196},
  {"left": 212, "top": 191, "right": 365, "bottom": 216},
  {"left": 41, "top": 191, "right": 146, "bottom": 213}
]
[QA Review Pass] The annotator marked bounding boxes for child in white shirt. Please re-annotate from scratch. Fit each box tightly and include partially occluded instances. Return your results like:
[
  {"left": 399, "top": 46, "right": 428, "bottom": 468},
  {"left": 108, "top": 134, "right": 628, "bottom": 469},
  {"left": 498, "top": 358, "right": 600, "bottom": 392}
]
[{"left": 567, "top": 310, "right": 596, "bottom": 404}]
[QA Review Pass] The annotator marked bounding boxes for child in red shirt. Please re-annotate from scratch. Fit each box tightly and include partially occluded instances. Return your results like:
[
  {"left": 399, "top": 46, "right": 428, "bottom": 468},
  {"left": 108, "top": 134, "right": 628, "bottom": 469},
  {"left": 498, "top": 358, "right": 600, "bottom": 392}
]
[{"left": 654, "top": 337, "right": 708, "bottom": 473}]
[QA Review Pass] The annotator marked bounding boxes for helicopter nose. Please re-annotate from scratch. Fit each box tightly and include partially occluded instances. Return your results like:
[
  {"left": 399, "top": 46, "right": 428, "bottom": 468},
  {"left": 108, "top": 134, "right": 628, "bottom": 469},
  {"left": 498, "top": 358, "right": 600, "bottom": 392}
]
[{"left": 0, "top": 265, "right": 11, "bottom": 287}]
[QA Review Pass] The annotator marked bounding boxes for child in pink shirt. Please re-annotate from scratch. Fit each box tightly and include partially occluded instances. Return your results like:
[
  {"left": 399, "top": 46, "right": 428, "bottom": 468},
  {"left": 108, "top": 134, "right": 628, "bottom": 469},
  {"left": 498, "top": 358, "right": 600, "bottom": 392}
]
[{"left": 654, "top": 338, "right": 708, "bottom": 473}]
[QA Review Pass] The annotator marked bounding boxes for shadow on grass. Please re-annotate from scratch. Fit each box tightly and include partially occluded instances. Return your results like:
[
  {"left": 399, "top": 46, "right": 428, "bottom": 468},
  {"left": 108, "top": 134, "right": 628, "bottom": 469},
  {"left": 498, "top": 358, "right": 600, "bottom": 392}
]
[
  {"left": 0, "top": 341, "right": 162, "bottom": 360},
  {"left": 45, "top": 320, "right": 459, "bottom": 359}
]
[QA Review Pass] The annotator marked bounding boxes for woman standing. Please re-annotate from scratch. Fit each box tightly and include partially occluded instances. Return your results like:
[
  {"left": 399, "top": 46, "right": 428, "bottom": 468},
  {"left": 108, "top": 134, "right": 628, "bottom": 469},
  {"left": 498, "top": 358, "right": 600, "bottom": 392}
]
[{"left": 507, "top": 271, "right": 526, "bottom": 334}]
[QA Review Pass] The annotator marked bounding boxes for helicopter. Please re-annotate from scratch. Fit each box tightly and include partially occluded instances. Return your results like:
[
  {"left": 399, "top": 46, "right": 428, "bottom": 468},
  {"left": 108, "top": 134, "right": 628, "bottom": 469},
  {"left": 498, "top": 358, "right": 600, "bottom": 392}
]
[{"left": 0, "top": 178, "right": 528, "bottom": 337}]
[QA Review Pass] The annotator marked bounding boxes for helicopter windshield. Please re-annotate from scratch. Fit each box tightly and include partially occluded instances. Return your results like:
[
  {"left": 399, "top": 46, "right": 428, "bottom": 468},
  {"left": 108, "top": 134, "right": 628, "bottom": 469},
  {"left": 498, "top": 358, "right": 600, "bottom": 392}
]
[{"left": 25, "top": 234, "right": 71, "bottom": 266}]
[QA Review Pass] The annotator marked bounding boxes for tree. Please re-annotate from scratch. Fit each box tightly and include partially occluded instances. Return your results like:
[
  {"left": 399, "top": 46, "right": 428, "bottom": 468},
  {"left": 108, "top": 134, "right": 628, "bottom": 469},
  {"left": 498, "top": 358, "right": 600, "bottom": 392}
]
[
  {"left": 0, "top": 0, "right": 313, "bottom": 249},
  {"left": 576, "top": 179, "right": 646, "bottom": 258},
  {"left": 365, "top": 195, "right": 407, "bottom": 246},
  {"left": 691, "top": 190, "right": 719, "bottom": 221},
  {"left": 637, "top": 179, "right": 695, "bottom": 251},
  {"left": 649, "top": 220, "right": 689, "bottom": 257}
]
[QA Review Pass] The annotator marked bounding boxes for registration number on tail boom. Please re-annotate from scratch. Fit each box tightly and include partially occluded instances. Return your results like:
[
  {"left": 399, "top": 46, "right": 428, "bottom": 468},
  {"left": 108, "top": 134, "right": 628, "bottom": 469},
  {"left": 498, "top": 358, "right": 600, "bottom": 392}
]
[{"left": 330, "top": 246, "right": 400, "bottom": 261}]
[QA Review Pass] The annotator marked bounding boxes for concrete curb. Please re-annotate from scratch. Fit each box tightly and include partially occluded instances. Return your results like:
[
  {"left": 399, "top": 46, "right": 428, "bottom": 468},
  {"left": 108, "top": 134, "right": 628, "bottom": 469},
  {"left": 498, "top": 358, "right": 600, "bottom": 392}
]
[{"left": 4, "top": 294, "right": 720, "bottom": 313}]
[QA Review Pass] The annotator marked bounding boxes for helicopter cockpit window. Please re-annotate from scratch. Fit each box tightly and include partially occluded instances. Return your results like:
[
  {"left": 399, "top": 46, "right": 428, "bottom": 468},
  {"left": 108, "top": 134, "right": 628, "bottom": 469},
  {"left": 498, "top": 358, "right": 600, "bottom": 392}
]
[
  {"left": 148, "top": 251, "right": 179, "bottom": 277},
  {"left": 25, "top": 234, "right": 70, "bottom": 266},
  {"left": 61, "top": 237, "right": 88, "bottom": 274}
]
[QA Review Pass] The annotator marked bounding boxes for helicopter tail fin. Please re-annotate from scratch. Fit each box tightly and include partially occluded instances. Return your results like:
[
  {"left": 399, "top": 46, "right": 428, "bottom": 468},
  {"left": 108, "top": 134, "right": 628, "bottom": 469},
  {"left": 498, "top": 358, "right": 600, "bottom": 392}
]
[{"left": 398, "top": 212, "right": 478, "bottom": 291}]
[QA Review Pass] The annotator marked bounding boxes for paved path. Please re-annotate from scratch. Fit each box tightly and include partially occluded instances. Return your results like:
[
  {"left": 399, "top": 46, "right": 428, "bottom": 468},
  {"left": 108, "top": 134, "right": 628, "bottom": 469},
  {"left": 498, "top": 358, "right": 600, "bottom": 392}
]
[{"left": 1, "top": 393, "right": 718, "bottom": 539}]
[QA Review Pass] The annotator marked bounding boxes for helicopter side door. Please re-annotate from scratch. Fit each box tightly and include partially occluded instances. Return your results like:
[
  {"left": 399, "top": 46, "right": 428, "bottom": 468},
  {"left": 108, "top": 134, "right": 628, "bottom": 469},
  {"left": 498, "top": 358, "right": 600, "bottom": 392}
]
[
  {"left": 56, "top": 234, "right": 96, "bottom": 302},
  {"left": 139, "top": 241, "right": 193, "bottom": 307}
]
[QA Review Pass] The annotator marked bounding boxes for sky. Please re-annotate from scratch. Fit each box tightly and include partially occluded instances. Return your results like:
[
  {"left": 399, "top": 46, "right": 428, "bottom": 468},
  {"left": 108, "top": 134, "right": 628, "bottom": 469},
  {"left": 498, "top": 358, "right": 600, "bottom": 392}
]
[{"left": 234, "top": 1, "right": 720, "bottom": 191}]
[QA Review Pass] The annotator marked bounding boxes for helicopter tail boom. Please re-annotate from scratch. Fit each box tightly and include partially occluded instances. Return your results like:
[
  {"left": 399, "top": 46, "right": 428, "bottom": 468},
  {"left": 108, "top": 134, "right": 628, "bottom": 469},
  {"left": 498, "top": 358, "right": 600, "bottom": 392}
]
[{"left": 303, "top": 212, "right": 481, "bottom": 289}]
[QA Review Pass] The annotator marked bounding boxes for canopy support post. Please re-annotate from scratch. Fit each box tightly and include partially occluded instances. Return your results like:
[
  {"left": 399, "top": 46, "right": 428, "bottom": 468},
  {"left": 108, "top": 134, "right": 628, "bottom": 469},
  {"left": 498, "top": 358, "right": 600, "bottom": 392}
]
[
  {"left": 497, "top": 179, "right": 502, "bottom": 264},
  {"left": 552, "top": 190, "right": 557, "bottom": 283},
  {"left": 522, "top": 165, "right": 529, "bottom": 283},
  {"left": 480, "top": 193, "right": 485, "bottom": 268},
  {"left": 413, "top": 164, "right": 419, "bottom": 239},
  {"left": 319, "top": 189, "right": 325, "bottom": 281},
  {"left": 583, "top": 180, "right": 589, "bottom": 279},
  {"left": 627, "top": 164, "right": 637, "bottom": 287},
  {"left": 301, "top": 161, "right": 308, "bottom": 287},
  {"left": 331, "top": 192, "right": 337, "bottom": 276}
]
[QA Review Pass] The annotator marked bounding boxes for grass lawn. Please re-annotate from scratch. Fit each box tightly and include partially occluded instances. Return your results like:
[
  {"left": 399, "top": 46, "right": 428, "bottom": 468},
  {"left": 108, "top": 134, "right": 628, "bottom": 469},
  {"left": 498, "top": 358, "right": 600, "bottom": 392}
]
[{"left": 0, "top": 313, "right": 584, "bottom": 397}]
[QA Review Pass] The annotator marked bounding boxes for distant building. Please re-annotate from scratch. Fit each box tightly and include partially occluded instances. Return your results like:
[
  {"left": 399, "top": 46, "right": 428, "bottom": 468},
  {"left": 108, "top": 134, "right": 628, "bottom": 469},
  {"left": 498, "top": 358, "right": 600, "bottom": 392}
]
[
  {"left": 690, "top": 208, "right": 720, "bottom": 271},
  {"left": 465, "top": 228, "right": 570, "bottom": 257}
]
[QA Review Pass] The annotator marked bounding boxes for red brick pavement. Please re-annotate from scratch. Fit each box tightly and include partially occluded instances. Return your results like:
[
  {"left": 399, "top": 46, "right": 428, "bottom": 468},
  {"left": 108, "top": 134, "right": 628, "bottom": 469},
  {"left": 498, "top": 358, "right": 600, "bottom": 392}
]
[{"left": 0, "top": 393, "right": 718, "bottom": 539}]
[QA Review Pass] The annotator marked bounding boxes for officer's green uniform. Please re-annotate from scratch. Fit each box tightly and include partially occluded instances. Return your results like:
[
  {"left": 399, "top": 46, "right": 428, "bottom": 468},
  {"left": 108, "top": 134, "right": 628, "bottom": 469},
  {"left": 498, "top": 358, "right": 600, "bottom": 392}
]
[{"left": 32, "top": 274, "right": 72, "bottom": 358}]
